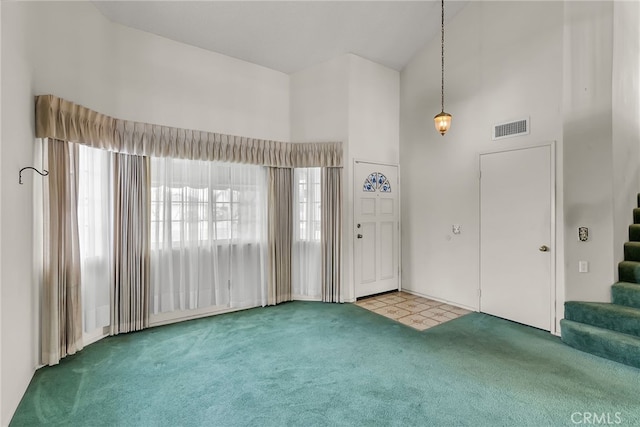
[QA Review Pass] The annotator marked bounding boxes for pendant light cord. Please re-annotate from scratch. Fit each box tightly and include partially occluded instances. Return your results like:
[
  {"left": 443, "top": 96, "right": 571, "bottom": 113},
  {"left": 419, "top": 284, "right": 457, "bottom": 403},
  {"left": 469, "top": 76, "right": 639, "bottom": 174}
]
[{"left": 441, "top": 0, "right": 445, "bottom": 113}]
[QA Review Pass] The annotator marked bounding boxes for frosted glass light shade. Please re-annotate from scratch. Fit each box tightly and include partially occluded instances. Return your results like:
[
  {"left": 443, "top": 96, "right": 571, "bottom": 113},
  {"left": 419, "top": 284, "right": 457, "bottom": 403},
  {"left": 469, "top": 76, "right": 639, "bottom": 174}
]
[{"left": 434, "top": 111, "right": 452, "bottom": 136}]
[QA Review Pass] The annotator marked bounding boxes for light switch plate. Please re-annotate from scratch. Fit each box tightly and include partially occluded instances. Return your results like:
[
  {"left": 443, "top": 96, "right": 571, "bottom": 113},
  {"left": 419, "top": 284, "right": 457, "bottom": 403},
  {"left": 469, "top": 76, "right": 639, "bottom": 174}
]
[{"left": 578, "top": 261, "right": 589, "bottom": 273}]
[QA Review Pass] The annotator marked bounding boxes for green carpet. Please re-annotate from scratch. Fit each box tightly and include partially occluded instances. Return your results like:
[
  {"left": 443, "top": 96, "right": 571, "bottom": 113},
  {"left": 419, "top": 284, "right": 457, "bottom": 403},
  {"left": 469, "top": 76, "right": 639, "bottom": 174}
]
[
  {"left": 624, "top": 241, "right": 640, "bottom": 262},
  {"left": 629, "top": 224, "right": 640, "bottom": 242},
  {"left": 561, "top": 319, "right": 640, "bottom": 369},
  {"left": 617, "top": 261, "right": 640, "bottom": 284},
  {"left": 612, "top": 282, "right": 640, "bottom": 309},
  {"left": 11, "top": 302, "right": 640, "bottom": 426},
  {"left": 564, "top": 301, "right": 640, "bottom": 337}
]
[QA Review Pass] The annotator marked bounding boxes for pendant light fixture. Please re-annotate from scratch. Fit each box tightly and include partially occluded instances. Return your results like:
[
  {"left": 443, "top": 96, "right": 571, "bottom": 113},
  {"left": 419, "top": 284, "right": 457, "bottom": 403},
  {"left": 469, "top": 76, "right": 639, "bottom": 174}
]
[{"left": 434, "top": 0, "right": 452, "bottom": 136}]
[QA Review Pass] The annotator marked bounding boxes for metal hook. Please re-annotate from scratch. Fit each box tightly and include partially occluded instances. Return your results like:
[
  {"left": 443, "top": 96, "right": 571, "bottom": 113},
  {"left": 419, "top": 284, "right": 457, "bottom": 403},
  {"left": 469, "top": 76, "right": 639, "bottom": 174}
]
[{"left": 19, "top": 166, "right": 49, "bottom": 185}]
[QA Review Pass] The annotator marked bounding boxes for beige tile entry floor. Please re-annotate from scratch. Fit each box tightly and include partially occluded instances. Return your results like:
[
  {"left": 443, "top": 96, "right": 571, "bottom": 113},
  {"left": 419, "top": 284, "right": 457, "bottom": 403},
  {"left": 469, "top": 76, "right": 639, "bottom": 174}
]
[{"left": 355, "top": 291, "right": 472, "bottom": 331}]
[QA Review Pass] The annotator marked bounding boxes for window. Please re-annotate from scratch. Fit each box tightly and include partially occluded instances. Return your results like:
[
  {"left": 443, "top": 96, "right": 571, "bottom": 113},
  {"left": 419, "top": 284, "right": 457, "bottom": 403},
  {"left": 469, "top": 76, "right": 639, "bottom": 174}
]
[
  {"left": 149, "top": 157, "right": 268, "bottom": 316},
  {"left": 77, "top": 145, "right": 112, "bottom": 335},
  {"left": 295, "top": 168, "right": 321, "bottom": 242},
  {"left": 363, "top": 172, "right": 391, "bottom": 193},
  {"left": 292, "top": 168, "right": 322, "bottom": 299},
  {"left": 150, "top": 186, "right": 247, "bottom": 244},
  {"left": 150, "top": 159, "right": 262, "bottom": 246}
]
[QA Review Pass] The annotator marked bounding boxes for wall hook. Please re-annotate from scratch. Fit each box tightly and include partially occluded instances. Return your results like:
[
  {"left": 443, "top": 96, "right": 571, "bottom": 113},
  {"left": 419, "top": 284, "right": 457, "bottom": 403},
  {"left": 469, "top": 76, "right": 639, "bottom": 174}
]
[{"left": 19, "top": 167, "right": 49, "bottom": 185}]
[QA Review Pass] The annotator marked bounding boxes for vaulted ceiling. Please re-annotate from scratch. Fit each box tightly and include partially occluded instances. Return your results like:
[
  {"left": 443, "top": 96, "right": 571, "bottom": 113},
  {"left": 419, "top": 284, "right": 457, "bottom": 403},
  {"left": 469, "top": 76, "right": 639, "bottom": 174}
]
[{"left": 92, "top": 1, "right": 468, "bottom": 74}]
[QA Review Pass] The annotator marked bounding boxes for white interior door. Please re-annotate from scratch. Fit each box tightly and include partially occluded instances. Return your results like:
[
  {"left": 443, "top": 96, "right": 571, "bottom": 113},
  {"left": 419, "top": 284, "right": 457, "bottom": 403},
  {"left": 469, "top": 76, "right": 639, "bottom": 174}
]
[
  {"left": 354, "top": 162, "right": 399, "bottom": 298},
  {"left": 480, "top": 144, "right": 553, "bottom": 331}
]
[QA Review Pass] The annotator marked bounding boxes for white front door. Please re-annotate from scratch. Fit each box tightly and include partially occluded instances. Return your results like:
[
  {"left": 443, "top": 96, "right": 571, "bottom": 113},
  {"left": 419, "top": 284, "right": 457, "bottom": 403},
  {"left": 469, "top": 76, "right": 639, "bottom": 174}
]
[
  {"left": 354, "top": 161, "right": 400, "bottom": 298},
  {"left": 480, "top": 144, "right": 554, "bottom": 331}
]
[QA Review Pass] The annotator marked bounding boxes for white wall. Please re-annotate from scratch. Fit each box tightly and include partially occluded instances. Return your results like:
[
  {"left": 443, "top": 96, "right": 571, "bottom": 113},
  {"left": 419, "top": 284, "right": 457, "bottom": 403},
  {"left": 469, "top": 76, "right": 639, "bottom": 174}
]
[
  {"left": 23, "top": 7, "right": 290, "bottom": 140},
  {"left": 290, "top": 55, "right": 350, "bottom": 143},
  {"left": 1, "top": 2, "right": 289, "bottom": 424},
  {"left": 612, "top": 0, "right": 640, "bottom": 285},
  {"left": 2, "top": 4, "right": 45, "bottom": 424},
  {"left": 400, "top": 1, "right": 564, "bottom": 312},
  {"left": 108, "top": 24, "right": 289, "bottom": 140},
  {"left": 348, "top": 55, "right": 400, "bottom": 164},
  {"left": 290, "top": 54, "right": 399, "bottom": 302},
  {"left": 561, "top": 0, "right": 640, "bottom": 303},
  {"left": 562, "top": 1, "right": 615, "bottom": 303}
]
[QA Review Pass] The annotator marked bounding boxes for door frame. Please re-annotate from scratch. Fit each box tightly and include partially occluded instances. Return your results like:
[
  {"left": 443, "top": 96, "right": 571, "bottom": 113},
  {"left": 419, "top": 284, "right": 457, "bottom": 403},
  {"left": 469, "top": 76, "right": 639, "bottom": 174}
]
[
  {"left": 478, "top": 141, "right": 557, "bottom": 333},
  {"left": 352, "top": 159, "right": 402, "bottom": 297}
]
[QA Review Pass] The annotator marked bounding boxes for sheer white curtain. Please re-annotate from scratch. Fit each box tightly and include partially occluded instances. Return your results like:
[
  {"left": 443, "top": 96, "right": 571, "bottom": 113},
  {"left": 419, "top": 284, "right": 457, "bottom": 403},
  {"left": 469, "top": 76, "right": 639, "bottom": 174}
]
[
  {"left": 292, "top": 168, "right": 322, "bottom": 300},
  {"left": 150, "top": 158, "right": 268, "bottom": 318},
  {"left": 77, "top": 145, "right": 112, "bottom": 334}
]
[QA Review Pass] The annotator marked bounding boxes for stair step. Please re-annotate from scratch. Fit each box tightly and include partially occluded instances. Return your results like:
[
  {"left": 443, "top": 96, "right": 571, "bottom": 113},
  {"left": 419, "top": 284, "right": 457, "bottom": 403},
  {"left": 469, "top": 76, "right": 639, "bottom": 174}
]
[
  {"left": 561, "top": 319, "right": 640, "bottom": 369},
  {"left": 565, "top": 301, "right": 640, "bottom": 337},
  {"left": 618, "top": 261, "right": 640, "bottom": 284},
  {"left": 624, "top": 242, "right": 640, "bottom": 261},
  {"left": 612, "top": 282, "right": 640, "bottom": 309},
  {"left": 634, "top": 208, "right": 640, "bottom": 224},
  {"left": 637, "top": 193, "right": 640, "bottom": 208},
  {"left": 629, "top": 224, "right": 640, "bottom": 242}
]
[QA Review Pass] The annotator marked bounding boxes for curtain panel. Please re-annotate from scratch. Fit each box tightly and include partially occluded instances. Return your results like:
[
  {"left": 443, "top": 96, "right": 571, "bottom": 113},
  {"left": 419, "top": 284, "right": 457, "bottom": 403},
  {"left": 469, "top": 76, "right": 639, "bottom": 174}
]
[
  {"left": 42, "top": 140, "right": 84, "bottom": 365},
  {"left": 111, "top": 153, "right": 151, "bottom": 334},
  {"left": 35, "top": 95, "right": 343, "bottom": 168},
  {"left": 268, "top": 168, "right": 293, "bottom": 305},
  {"left": 321, "top": 168, "right": 343, "bottom": 303}
]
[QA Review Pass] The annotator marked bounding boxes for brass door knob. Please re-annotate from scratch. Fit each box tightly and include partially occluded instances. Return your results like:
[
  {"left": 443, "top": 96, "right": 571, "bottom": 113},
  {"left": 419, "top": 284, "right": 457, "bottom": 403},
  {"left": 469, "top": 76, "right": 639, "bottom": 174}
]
[{"left": 539, "top": 245, "right": 550, "bottom": 252}]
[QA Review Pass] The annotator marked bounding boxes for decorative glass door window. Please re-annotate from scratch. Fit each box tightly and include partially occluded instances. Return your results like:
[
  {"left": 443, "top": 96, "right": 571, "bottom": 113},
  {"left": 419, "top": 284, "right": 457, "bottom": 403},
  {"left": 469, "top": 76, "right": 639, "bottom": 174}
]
[{"left": 363, "top": 172, "right": 391, "bottom": 192}]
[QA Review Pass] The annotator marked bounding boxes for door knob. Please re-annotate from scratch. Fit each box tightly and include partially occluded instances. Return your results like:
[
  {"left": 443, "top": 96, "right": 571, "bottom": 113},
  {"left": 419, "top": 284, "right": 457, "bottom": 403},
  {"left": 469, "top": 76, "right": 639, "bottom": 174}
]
[
  {"left": 539, "top": 245, "right": 549, "bottom": 252},
  {"left": 357, "top": 234, "right": 363, "bottom": 239}
]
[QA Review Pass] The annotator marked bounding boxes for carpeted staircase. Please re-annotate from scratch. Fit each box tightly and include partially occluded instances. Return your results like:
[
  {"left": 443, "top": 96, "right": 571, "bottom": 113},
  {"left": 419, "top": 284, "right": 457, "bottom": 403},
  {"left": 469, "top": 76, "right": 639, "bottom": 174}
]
[{"left": 561, "top": 194, "right": 640, "bottom": 369}]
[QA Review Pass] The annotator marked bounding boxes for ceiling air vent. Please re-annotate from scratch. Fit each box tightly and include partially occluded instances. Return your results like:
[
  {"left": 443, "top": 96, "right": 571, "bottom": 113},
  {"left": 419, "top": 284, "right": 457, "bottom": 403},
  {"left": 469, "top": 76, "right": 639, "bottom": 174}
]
[{"left": 492, "top": 118, "right": 529, "bottom": 140}]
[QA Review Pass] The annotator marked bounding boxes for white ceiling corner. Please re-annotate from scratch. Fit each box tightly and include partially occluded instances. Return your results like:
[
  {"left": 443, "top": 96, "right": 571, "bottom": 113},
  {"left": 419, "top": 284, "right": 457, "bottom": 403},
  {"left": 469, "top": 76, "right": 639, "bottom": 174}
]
[{"left": 91, "top": 1, "right": 468, "bottom": 74}]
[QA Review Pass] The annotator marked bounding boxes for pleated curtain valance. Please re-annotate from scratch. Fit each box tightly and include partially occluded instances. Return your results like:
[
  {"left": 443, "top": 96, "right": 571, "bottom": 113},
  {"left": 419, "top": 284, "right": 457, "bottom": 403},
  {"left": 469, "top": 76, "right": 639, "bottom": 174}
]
[{"left": 35, "top": 95, "right": 343, "bottom": 168}]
